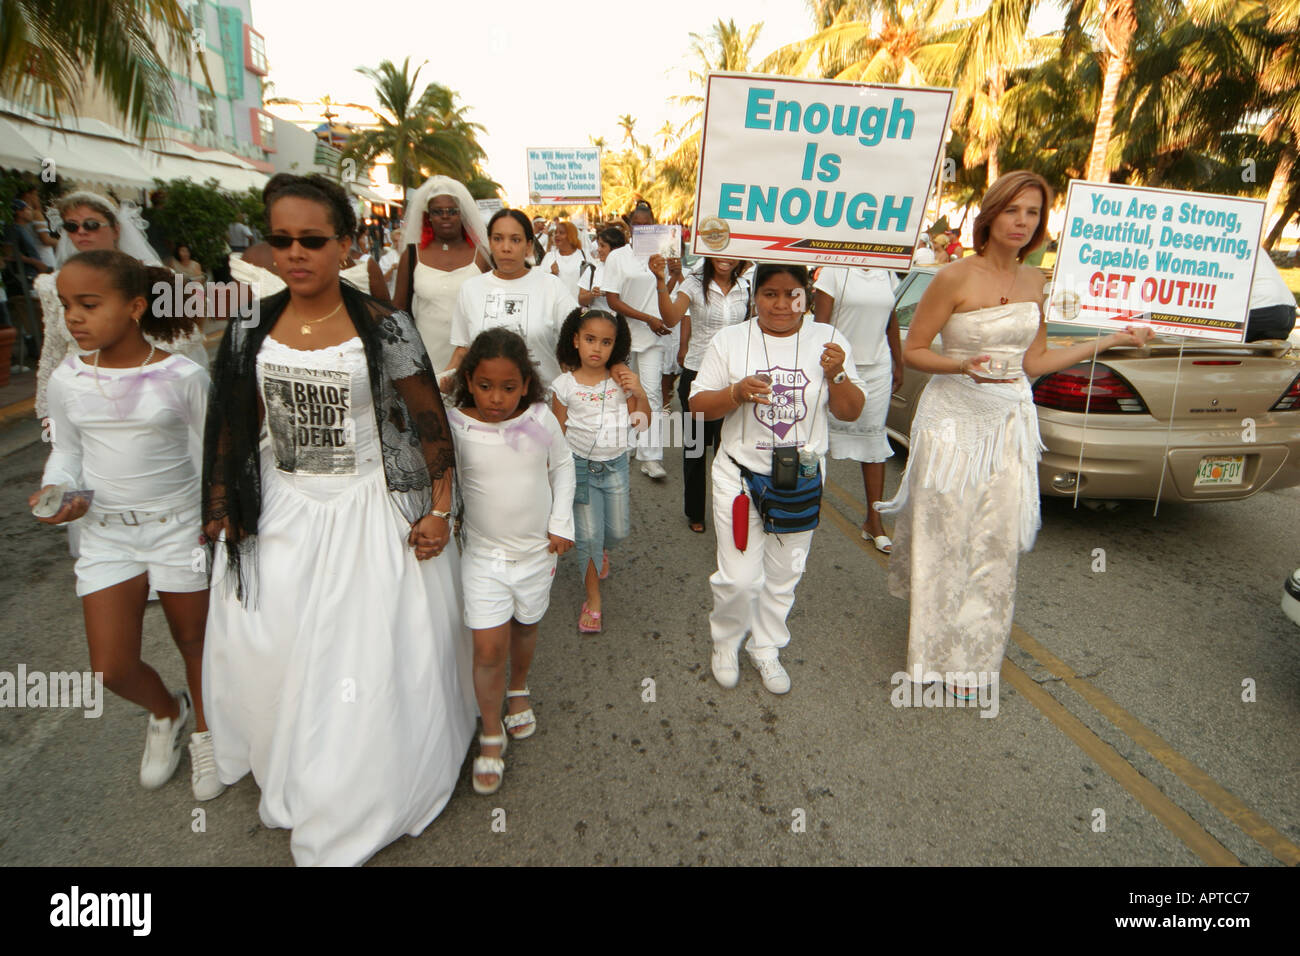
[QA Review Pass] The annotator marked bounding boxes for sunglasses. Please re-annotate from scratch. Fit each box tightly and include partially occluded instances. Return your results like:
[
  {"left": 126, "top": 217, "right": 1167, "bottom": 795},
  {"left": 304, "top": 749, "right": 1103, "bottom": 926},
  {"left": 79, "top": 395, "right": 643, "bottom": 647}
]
[
  {"left": 266, "top": 233, "right": 341, "bottom": 250},
  {"left": 427, "top": 208, "right": 460, "bottom": 218},
  {"left": 63, "top": 219, "right": 110, "bottom": 234}
]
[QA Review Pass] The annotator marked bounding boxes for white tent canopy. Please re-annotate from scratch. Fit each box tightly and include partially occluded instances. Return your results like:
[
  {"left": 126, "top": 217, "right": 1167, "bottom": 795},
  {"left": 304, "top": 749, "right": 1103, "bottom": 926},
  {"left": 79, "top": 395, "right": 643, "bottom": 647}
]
[{"left": 0, "top": 110, "right": 268, "bottom": 194}]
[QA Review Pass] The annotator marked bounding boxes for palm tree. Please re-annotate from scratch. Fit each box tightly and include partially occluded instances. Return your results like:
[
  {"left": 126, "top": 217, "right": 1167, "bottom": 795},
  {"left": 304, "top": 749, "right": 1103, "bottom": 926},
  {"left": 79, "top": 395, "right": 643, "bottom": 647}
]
[
  {"left": 0, "top": 0, "right": 209, "bottom": 140},
  {"left": 1188, "top": 0, "right": 1300, "bottom": 247},
  {"left": 757, "top": 1, "right": 956, "bottom": 85},
  {"left": 942, "top": 0, "right": 1059, "bottom": 187},
  {"left": 342, "top": 57, "right": 489, "bottom": 194},
  {"left": 617, "top": 114, "right": 639, "bottom": 147}
]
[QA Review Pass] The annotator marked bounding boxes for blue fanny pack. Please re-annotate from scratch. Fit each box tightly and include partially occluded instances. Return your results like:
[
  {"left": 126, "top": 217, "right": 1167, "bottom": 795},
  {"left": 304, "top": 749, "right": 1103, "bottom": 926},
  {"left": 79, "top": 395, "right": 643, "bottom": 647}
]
[{"left": 729, "top": 454, "right": 822, "bottom": 534}]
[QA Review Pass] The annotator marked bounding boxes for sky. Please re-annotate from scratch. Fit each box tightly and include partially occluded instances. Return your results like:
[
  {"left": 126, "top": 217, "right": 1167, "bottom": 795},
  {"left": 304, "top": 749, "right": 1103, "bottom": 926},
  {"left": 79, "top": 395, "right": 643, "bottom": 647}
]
[
  {"left": 250, "top": 0, "right": 1067, "bottom": 205},
  {"left": 250, "top": 0, "right": 815, "bottom": 203}
]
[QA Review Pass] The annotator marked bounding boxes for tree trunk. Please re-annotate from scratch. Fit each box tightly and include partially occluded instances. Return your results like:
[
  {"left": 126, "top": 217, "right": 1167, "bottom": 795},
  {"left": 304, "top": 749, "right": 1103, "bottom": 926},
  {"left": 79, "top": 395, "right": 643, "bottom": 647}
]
[
  {"left": 987, "top": 67, "right": 1004, "bottom": 187},
  {"left": 1264, "top": 192, "right": 1300, "bottom": 251},
  {"left": 1085, "top": 52, "right": 1125, "bottom": 182},
  {"left": 1085, "top": 0, "right": 1136, "bottom": 183},
  {"left": 1261, "top": 141, "right": 1296, "bottom": 250}
]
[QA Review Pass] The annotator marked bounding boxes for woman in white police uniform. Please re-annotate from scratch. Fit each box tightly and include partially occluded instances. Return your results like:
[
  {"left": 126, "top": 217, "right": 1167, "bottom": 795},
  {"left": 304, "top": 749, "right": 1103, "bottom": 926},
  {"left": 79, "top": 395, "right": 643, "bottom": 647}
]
[{"left": 689, "top": 263, "right": 865, "bottom": 694}]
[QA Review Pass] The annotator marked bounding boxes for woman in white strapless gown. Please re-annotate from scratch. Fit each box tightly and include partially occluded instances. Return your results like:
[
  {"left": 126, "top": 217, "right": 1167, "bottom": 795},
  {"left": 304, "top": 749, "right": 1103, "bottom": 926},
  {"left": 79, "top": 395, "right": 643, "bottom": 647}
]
[{"left": 876, "top": 171, "right": 1154, "bottom": 697}]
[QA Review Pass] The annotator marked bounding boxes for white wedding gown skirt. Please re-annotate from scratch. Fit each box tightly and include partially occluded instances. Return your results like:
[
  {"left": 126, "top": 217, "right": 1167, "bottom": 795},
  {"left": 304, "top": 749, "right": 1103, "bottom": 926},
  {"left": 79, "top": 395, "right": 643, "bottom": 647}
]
[
  {"left": 204, "top": 337, "right": 475, "bottom": 866},
  {"left": 876, "top": 303, "right": 1044, "bottom": 685}
]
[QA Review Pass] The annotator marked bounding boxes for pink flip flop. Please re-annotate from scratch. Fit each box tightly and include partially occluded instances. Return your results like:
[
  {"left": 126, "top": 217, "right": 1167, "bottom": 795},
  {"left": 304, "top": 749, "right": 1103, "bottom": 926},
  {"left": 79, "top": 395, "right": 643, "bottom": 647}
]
[{"left": 579, "top": 602, "right": 603, "bottom": 633}]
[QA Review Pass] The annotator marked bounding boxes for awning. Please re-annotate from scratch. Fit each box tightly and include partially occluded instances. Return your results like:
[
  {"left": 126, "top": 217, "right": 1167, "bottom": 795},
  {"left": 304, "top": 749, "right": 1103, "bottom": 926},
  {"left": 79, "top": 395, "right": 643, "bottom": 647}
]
[
  {"left": 348, "top": 182, "right": 391, "bottom": 205},
  {"left": 151, "top": 141, "right": 268, "bottom": 193},
  {"left": 0, "top": 115, "right": 155, "bottom": 190}
]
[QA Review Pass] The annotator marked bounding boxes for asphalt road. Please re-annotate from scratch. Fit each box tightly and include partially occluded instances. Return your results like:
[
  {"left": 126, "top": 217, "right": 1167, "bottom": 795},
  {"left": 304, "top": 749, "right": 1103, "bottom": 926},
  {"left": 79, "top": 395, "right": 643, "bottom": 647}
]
[{"left": 1, "top": 416, "right": 1297, "bottom": 867}]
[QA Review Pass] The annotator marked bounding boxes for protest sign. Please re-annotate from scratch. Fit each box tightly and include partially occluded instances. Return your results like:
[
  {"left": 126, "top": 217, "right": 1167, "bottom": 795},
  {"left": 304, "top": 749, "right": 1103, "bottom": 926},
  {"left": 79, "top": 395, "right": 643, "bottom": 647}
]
[
  {"left": 691, "top": 72, "right": 953, "bottom": 268},
  {"left": 526, "top": 147, "right": 602, "bottom": 205},
  {"left": 1048, "top": 181, "right": 1265, "bottom": 342},
  {"left": 476, "top": 198, "right": 504, "bottom": 219},
  {"left": 632, "top": 224, "right": 682, "bottom": 259}
]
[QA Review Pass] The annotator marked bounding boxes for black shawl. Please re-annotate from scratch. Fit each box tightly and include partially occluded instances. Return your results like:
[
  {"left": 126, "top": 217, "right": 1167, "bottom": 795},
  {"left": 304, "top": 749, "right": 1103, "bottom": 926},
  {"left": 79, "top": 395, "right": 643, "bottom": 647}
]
[{"left": 202, "top": 281, "right": 455, "bottom": 605}]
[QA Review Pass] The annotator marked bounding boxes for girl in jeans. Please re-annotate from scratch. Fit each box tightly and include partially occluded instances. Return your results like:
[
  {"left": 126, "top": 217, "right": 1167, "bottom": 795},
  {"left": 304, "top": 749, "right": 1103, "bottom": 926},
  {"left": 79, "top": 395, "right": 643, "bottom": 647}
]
[{"left": 551, "top": 308, "right": 649, "bottom": 632}]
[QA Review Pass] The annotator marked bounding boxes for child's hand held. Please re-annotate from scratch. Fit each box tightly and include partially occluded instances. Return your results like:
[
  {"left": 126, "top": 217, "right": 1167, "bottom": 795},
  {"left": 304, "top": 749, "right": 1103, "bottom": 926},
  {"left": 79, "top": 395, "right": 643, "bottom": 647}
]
[{"left": 547, "top": 533, "right": 574, "bottom": 555}]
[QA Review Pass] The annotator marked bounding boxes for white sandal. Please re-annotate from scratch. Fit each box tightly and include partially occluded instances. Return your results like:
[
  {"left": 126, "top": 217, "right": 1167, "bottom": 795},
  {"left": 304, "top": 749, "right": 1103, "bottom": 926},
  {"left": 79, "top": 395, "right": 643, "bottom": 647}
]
[
  {"left": 472, "top": 729, "right": 507, "bottom": 795},
  {"left": 503, "top": 688, "right": 536, "bottom": 740},
  {"left": 861, "top": 529, "right": 893, "bottom": 553}
]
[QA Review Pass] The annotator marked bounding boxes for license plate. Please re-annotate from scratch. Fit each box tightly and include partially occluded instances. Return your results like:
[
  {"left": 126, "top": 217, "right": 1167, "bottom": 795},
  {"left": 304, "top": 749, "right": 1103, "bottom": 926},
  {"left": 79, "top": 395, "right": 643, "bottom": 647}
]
[{"left": 1194, "top": 455, "right": 1245, "bottom": 487}]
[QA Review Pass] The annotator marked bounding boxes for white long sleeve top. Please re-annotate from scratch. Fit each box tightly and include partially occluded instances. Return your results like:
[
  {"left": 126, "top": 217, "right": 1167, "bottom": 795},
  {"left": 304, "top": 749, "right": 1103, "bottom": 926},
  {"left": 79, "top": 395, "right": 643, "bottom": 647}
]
[
  {"left": 447, "top": 402, "right": 576, "bottom": 559},
  {"left": 40, "top": 353, "right": 209, "bottom": 514}
]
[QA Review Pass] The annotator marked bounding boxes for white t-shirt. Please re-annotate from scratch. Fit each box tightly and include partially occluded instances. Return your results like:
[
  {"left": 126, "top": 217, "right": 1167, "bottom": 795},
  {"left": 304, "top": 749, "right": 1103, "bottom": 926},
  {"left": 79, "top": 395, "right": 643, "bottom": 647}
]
[
  {"left": 813, "top": 267, "right": 899, "bottom": 367},
  {"left": 540, "top": 248, "right": 588, "bottom": 301},
  {"left": 1250, "top": 255, "right": 1295, "bottom": 310},
  {"left": 679, "top": 272, "right": 751, "bottom": 371},
  {"left": 447, "top": 402, "right": 576, "bottom": 560},
  {"left": 451, "top": 268, "right": 577, "bottom": 390},
  {"left": 551, "top": 371, "right": 633, "bottom": 461},
  {"left": 601, "top": 245, "right": 661, "bottom": 352},
  {"left": 690, "top": 320, "right": 866, "bottom": 475},
  {"left": 42, "top": 353, "right": 208, "bottom": 513}
]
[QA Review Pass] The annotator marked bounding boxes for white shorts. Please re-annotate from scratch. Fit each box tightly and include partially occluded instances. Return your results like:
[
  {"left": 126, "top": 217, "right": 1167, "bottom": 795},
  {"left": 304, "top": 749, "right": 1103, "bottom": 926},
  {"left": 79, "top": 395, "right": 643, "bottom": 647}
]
[
  {"left": 462, "top": 546, "right": 558, "bottom": 629},
  {"left": 74, "top": 505, "right": 207, "bottom": 597}
]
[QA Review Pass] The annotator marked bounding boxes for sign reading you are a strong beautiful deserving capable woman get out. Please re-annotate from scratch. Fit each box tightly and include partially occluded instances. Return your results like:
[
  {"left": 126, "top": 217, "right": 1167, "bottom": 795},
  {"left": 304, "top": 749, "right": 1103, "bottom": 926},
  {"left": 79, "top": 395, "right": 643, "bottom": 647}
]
[{"left": 691, "top": 72, "right": 954, "bottom": 269}]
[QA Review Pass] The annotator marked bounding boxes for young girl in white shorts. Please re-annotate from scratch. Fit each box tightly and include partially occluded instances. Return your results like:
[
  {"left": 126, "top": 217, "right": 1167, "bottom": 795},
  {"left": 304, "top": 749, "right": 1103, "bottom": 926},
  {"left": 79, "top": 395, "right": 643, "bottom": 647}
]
[
  {"left": 447, "top": 327, "right": 575, "bottom": 795},
  {"left": 30, "top": 249, "right": 221, "bottom": 800}
]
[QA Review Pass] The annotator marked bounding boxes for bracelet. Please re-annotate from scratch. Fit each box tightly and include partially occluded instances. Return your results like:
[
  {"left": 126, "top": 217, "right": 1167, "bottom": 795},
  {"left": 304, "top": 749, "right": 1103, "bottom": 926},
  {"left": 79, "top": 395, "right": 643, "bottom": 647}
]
[
  {"left": 957, "top": 358, "right": 968, "bottom": 375},
  {"left": 428, "top": 510, "right": 452, "bottom": 521},
  {"left": 730, "top": 382, "right": 741, "bottom": 405}
]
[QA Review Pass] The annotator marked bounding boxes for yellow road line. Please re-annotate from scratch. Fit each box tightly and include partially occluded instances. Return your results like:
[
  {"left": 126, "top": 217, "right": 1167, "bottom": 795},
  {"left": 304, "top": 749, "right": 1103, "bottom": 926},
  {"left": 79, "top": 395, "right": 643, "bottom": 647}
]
[
  {"left": 999, "top": 658, "right": 1241, "bottom": 866},
  {"left": 822, "top": 490, "right": 1253, "bottom": 866},
  {"left": 1011, "top": 627, "right": 1300, "bottom": 867}
]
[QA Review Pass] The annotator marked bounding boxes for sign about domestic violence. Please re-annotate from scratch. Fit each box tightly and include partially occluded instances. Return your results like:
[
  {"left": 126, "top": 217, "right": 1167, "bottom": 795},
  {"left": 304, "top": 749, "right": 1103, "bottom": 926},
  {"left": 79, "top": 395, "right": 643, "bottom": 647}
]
[
  {"left": 1048, "top": 181, "right": 1265, "bottom": 342},
  {"left": 526, "top": 147, "right": 602, "bottom": 206},
  {"left": 691, "top": 72, "right": 953, "bottom": 268}
]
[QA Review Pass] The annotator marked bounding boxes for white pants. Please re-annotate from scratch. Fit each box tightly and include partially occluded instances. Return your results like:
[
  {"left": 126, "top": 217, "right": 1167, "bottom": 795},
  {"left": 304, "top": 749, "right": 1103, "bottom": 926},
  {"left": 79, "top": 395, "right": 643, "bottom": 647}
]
[
  {"left": 629, "top": 343, "right": 666, "bottom": 462},
  {"left": 708, "top": 455, "right": 814, "bottom": 659}
]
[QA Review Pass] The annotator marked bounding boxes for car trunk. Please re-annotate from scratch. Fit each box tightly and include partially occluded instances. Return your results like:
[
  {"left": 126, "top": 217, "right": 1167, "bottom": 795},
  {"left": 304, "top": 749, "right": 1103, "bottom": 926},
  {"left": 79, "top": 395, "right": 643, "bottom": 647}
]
[{"left": 1098, "top": 341, "right": 1297, "bottom": 422}]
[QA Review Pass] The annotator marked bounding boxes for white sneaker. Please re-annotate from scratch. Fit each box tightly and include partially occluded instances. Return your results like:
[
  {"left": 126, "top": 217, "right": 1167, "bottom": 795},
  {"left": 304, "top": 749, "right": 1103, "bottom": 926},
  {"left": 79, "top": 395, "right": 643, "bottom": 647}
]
[
  {"left": 140, "top": 689, "right": 191, "bottom": 789},
  {"left": 711, "top": 646, "right": 740, "bottom": 688},
  {"left": 188, "top": 731, "right": 226, "bottom": 801},
  {"left": 640, "top": 460, "right": 668, "bottom": 480},
  {"left": 750, "top": 655, "right": 791, "bottom": 694}
]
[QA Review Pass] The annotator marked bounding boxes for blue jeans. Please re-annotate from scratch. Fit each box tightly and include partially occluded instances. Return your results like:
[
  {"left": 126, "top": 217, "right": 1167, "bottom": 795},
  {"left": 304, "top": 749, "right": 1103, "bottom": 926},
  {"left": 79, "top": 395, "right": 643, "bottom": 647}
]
[{"left": 572, "top": 452, "right": 631, "bottom": 575}]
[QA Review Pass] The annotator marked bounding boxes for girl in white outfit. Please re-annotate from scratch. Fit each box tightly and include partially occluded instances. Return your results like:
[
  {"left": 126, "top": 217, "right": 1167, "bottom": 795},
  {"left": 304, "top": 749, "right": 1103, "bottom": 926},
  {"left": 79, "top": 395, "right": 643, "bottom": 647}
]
[
  {"left": 447, "top": 328, "right": 576, "bottom": 795},
  {"left": 29, "top": 249, "right": 220, "bottom": 800},
  {"left": 689, "top": 264, "right": 866, "bottom": 695}
]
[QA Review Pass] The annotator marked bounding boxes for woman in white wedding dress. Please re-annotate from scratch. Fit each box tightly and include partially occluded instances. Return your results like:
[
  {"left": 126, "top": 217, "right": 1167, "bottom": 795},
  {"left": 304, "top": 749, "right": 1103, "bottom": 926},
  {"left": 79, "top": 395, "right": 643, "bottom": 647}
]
[
  {"left": 876, "top": 171, "right": 1153, "bottom": 699},
  {"left": 202, "top": 173, "right": 474, "bottom": 866}
]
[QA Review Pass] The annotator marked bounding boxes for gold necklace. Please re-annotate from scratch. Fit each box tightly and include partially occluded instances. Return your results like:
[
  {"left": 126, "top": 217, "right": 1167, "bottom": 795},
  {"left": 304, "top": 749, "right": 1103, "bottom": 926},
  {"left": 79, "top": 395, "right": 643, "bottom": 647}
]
[
  {"left": 985, "top": 257, "right": 1019, "bottom": 304},
  {"left": 296, "top": 301, "right": 343, "bottom": 336}
]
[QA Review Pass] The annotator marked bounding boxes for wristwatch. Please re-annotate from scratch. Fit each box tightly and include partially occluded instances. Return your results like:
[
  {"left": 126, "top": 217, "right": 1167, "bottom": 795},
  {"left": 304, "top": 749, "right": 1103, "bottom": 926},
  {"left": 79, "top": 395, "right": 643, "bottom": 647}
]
[{"left": 831, "top": 371, "right": 847, "bottom": 384}]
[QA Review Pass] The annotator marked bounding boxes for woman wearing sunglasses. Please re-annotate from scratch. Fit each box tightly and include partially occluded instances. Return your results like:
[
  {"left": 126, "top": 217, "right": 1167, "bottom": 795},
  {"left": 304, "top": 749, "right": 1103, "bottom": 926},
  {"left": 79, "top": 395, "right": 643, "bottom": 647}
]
[
  {"left": 34, "top": 192, "right": 207, "bottom": 420},
  {"left": 392, "top": 176, "right": 490, "bottom": 379},
  {"left": 202, "top": 172, "right": 474, "bottom": 867}
]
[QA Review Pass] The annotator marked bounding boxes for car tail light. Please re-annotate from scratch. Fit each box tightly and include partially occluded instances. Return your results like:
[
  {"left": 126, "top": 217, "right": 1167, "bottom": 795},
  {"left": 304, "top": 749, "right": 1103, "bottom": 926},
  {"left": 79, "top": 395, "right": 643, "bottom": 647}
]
[
  {"left": 1033, "top": 363, "right": 1148, "bottom": 413},
  {"left": 1271, "top": 373, "right": 1300, "bottom": 411}
]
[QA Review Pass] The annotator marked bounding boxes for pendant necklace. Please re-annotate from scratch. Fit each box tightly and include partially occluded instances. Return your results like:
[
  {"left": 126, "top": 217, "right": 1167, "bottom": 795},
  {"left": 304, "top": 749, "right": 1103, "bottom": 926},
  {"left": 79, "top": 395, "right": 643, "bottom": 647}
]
[
  {"left": 996, "top": 263, "right": 1018, "bottom": 304},
  {"left": 297, "top": 301, "right": 343, "bottom": 336},
  {"left": 93, "top": 343, "right": 156, "bottom": 399},
  {"left": 441, "top": 242, "right": 450, "bottom": 251}
]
